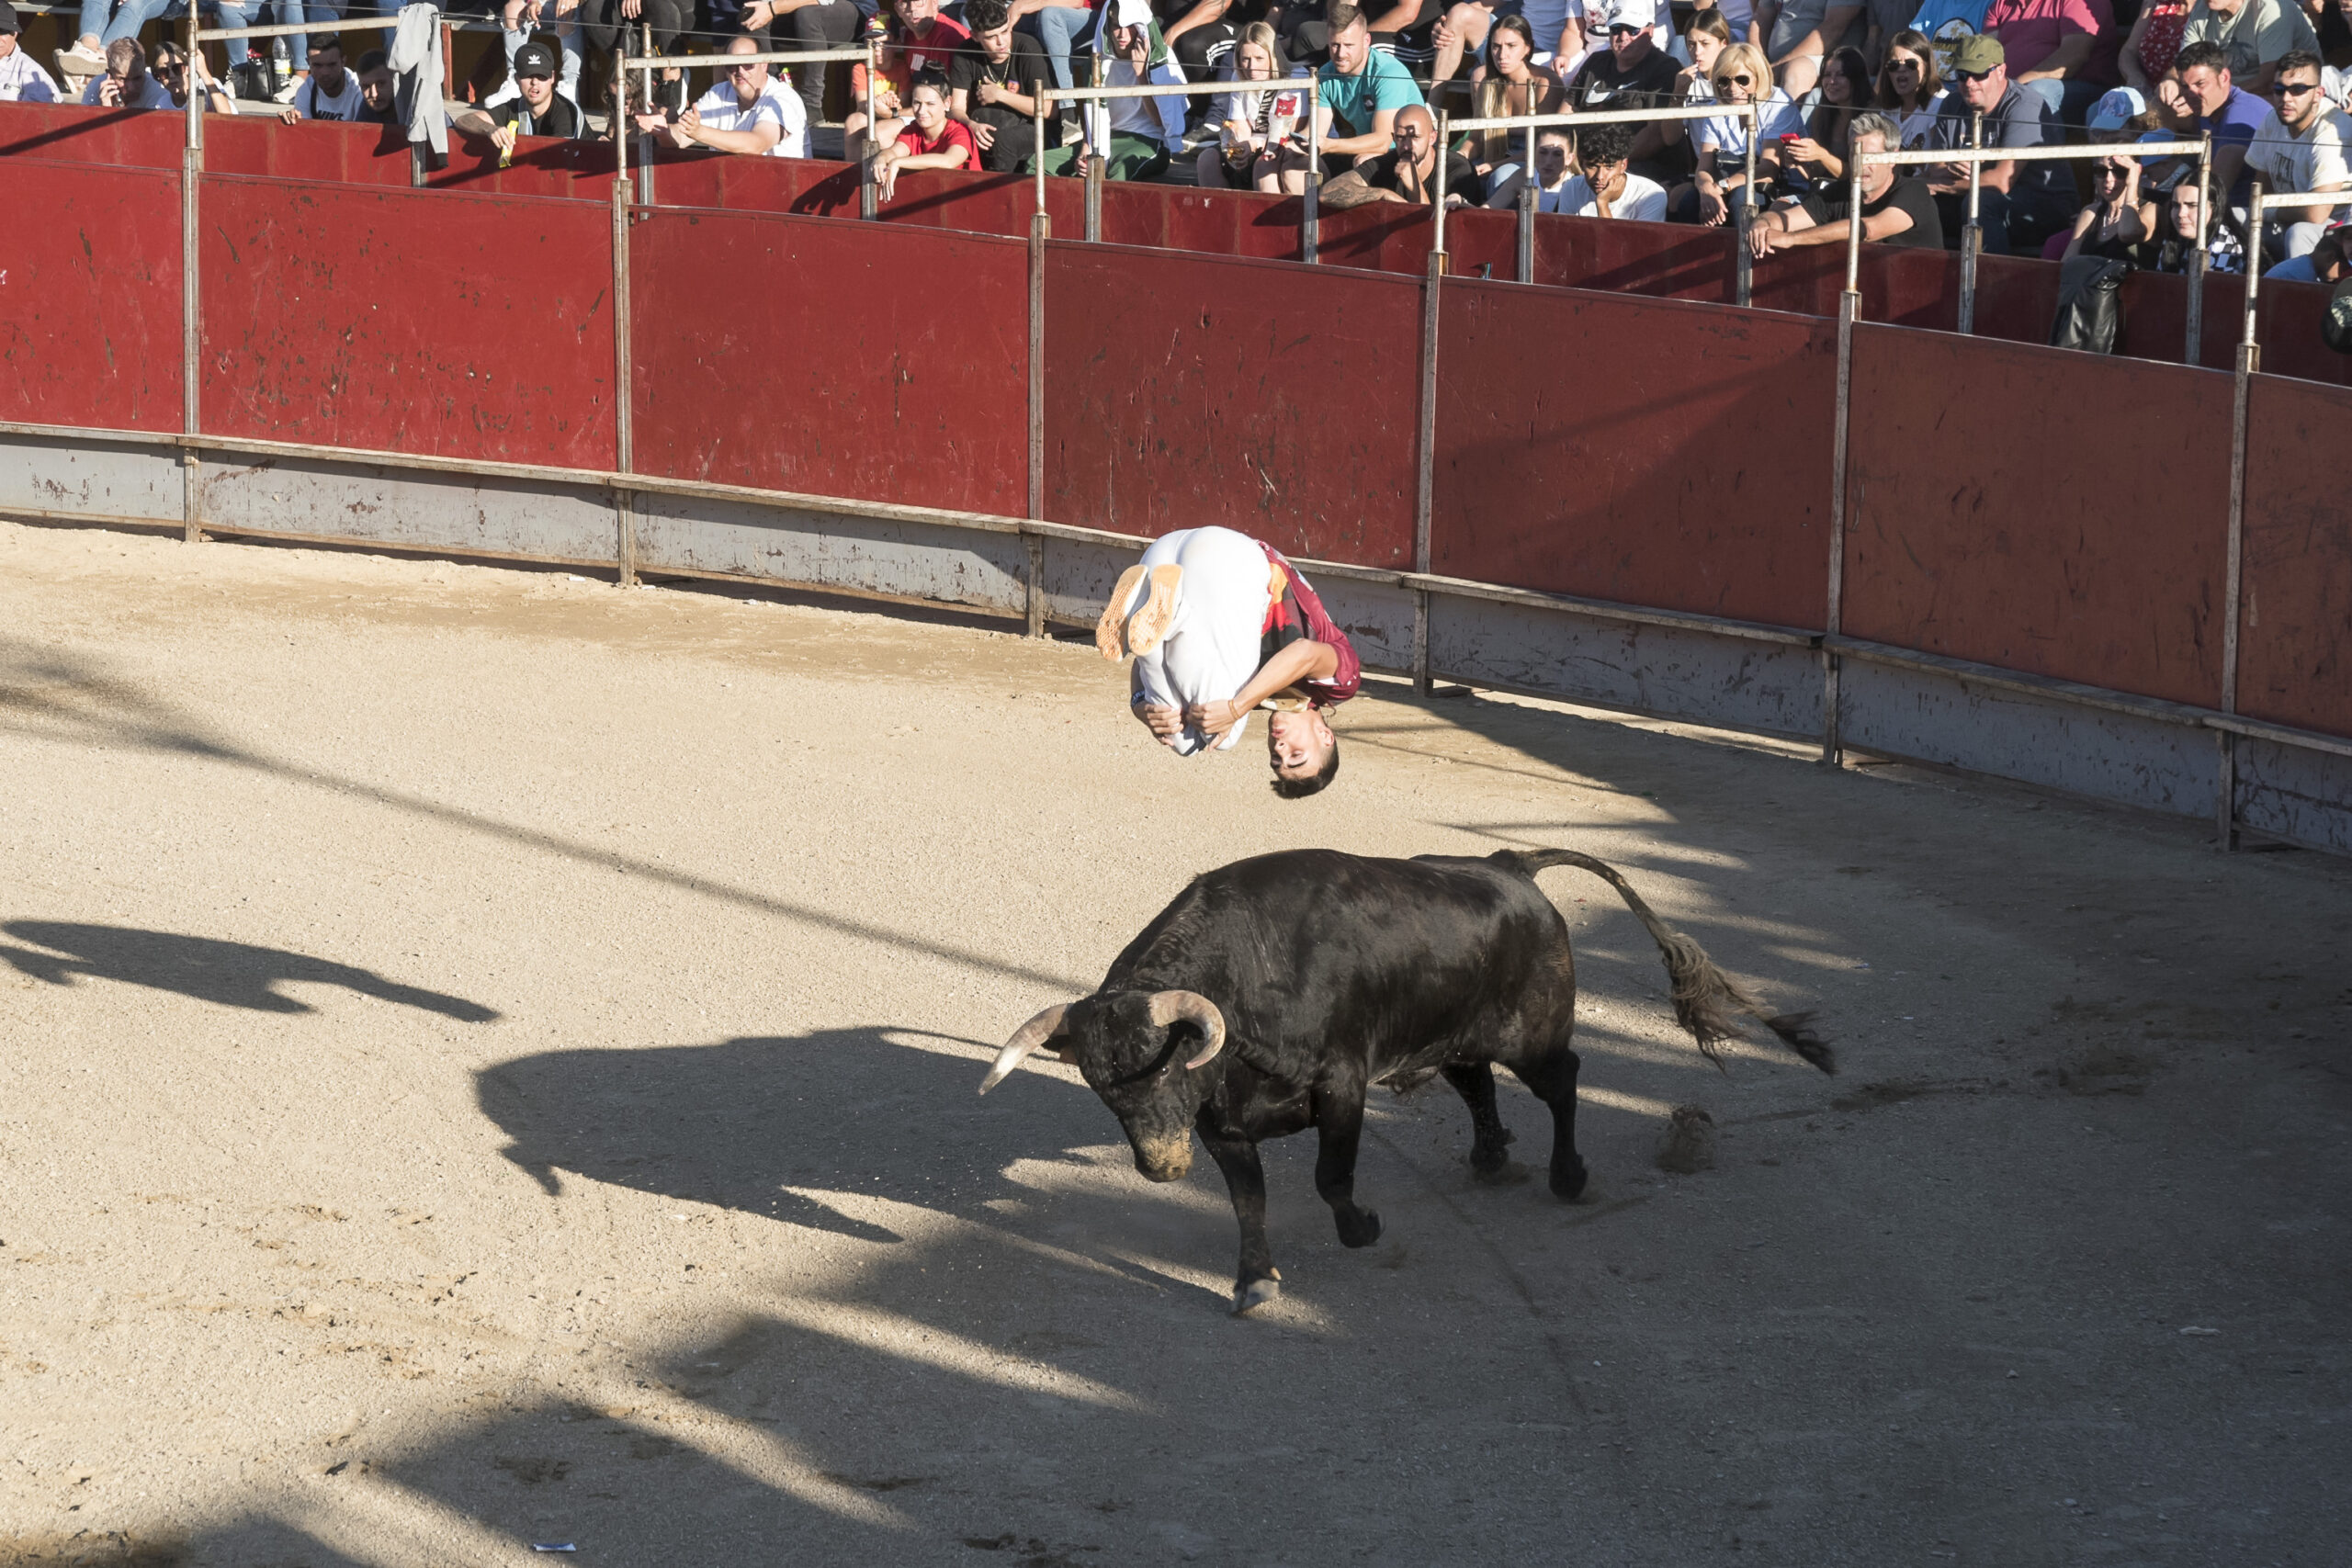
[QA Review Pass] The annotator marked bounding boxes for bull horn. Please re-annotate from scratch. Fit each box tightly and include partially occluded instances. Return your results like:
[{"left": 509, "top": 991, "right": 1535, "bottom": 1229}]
[
  {"left": 1148, "top": 990, "right": 1227, "bottom": 1069},
  {"left": 978, "top": 1003, "right": 1073, "bottom": 1095}
]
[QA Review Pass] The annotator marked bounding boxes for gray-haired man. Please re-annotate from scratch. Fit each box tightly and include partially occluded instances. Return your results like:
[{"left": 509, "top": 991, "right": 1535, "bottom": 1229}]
[{"left": 1749, "top": 111, "right": 1946, "bottom": 254}]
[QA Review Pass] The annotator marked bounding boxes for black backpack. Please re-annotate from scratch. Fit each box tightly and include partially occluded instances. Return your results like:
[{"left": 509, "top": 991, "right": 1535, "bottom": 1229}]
[{"left": 2051, "top": 255, "right": 2130, "bottom": 355}]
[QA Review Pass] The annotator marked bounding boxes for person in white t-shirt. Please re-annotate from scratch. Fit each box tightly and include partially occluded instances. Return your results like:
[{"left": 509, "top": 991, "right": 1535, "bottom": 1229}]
[
  {"left": 2246, "top": 50, "right": 2350, "bottom": 259},
  {"left": 0, "top": 2, "right": 60, "bottom": 102},
  {"left": 79, "top": 39, "right": 173, "bottom": 108},
  {"left": 1555, "top": 118, "right": 1668, "bottom": 217},
  {"left": 633, "top": 33, "right": 808, "bottom": 157},
  {"left": 272, "top": 37, "right": 364, "bottom": 123}
]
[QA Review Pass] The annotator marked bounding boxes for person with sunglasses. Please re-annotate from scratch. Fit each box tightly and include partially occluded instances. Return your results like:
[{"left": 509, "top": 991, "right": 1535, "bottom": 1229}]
[
  {"left": 2177, "top": 0, "right": 2316, "bottom": 95},
  {"left": 148, "top": 38, "right": 239, "bottom": 114},
  {"left": 1920, "top": 33, "right": 2075, "bottom": 253},
  {"left": 2060, "top": 152, "right": 2154, "bottom": 263},
  {"left": 1567, "top": 0, "right": 1679, "bottom": 108},
  {"left": 1873, "top": 28, "right": 1946, "bottom": 148},
  {"left": 633, "top": 31, "right": 808, "bottom": 158},
  {"left": 1679, "top": 40, "right": 1802, "bottom": 224},
  {"left": 2245, "top": 49, "right": 2350, "bottom": 260}
]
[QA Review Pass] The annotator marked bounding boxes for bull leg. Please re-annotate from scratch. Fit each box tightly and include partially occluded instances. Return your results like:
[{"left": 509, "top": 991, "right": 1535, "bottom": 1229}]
[
  {"left": 1442, "top": 1061, "right": 1517, "bottom": 1182},
  {"left": 1507, "top": 1044, "right": 1590, "bottom": 1201},
  {"left": 1197, "top": 1119, "right": 1281, "bottom": 1316},
  {"left": 1310, "top": 1084, "right": 1383, "bottom": 1249}
]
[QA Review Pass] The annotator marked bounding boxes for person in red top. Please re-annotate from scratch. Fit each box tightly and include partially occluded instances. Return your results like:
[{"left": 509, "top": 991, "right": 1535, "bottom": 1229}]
[
  {"left": 1982, "top": 0, "right": 2120, "bottom": 123},
  {"left": 876, "top": 75, "right": 978, "bottom": 198},
  {"left": 1098, "top": 525, "right": 1359, "bottom": 797},
  {"left": 846, "top": 0, "right": 971, "bottom": 159}
]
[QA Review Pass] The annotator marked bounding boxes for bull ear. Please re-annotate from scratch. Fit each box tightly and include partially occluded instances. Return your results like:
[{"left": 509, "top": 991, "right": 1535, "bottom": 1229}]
[
  {"left": 978, "top": 1002, "right": 1076, "bottom": 1095},
  {"left": 1147, "top": 990, "right": 1227, "bottom": 1069}
]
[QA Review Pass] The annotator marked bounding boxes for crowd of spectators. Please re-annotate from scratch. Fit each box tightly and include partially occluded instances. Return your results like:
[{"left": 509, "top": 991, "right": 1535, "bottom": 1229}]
[{"left": 6, "top": 0, "right": 2349, "bottom": 281}]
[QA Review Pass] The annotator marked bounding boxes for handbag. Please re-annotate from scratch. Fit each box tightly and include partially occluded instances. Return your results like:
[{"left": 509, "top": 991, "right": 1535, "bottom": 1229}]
[{"left": 2051, "top": 255, "right": 2130, "bottom": 355}]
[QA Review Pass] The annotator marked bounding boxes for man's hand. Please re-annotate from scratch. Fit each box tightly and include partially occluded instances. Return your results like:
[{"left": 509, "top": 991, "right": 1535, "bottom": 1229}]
[
  {"left": 631, "top": 108, "right": 668, "bottom": 132},
  {"left": 975, "top": 78, "right": 1005, "bottom": 106},
  {"left": 275, "top": 103, "right": 301, "bottom": 123},
  {"left": 492, "top": 123, "right": 520, "bottom": 152},
  {"left": 1183, "top": 699, "right": 1244, "bottom": 739},
  {"left": 1747, "top": 218, "right": 1783, "bottom": 257},
  {"left": 1136, "top": 703, "right": 1183, "bottom": 745},
  {"left": 622, "top": 0, "right": 641, "bottom": 16},
  {"left": 96, "top": 75, "right": 122, "bottom": 106}
]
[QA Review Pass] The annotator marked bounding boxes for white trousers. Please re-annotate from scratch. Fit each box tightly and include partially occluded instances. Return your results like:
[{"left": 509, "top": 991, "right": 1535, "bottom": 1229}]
[{"left": 1124, "top": 525, "right": 1272, "bottom": 757}]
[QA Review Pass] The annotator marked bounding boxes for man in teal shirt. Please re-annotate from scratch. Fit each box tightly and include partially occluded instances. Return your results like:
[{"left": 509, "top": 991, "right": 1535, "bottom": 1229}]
[{"left": 1317, "top": 1, "right": 1425, "bottom": 165}]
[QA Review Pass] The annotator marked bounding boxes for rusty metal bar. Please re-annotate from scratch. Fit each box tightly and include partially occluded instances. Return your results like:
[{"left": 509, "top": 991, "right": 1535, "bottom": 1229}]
[
  {"left": 1515, "top": 121, "right": 1534, "bottom": 283},
  {"left": 1824, "top": 288, "right": 1859, "bottom": 764},
  {"left": 1027, "top": 207, "right": 1047, "bottom": 533},
  {"left": 861, "top": 45, "right": 878, "bottom": 220},
  {"left": 1414, "top": 246, "right": 1445, "bottom": 694},
  {"left": 1302, "top": 78, "right": 1320, "bottom": 265},
  {"left": 1959, "top": 112, "right": 1982, "bottom": 335},
  {"left": 611, "top": 178, "right": 637, "bottom": 587},
  {"left": 2186, "top": 131, "right": 2212, "bottom": 363},
  {"left": 180, "top": 9, "right": 201, "bottom": 547}
]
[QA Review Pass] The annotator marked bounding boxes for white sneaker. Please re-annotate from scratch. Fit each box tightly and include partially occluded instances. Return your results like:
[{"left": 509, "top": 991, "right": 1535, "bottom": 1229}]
[
  {"left": 272, "top": 73, "right": 304, "bottom": 104},
  {"left": 56, "top": 41, "right": 106, "bottom": 73}
]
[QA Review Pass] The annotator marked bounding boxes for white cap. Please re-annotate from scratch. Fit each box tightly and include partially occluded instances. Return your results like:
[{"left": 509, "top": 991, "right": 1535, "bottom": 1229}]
[
  {"left": 2086, "top": 85, "right": 2143, "bottom": 133},
  {"left": 1600, "top": 0, "right": 1657, "bottom": 29}
]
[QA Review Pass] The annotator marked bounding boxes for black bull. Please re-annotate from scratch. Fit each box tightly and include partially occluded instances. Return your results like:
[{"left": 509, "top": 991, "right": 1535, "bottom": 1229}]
[{"left": 980, "top": 847, "right": 1834, "bottom": 1314}]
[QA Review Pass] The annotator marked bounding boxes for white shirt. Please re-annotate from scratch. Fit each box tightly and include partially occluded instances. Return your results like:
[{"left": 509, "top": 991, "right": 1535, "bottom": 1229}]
[
  {"left": 1697, "top": 87, "right": 1803, "bottom": 160},
  {"left": 1893, "top": 89, "right": 1947, "bottom": 149},
  {"left": 292, "top": 72, "right": 365, "bottom": 121},
  {"left": 691, "top": 80, "right": 807, "bottom": 158},
  {"left": 79, "top": 72, "right": 174, "bottom": 109},
  {"left": 1216, "top": 73, "right": 1308, "bottom": 144},
  {"left": 0, "top": 47, "right": 60, "bottom": 102},
  {"left": 1550, "top": 171, "right": 1668, "bottom": 220},
  {"left": 2249, "top": 103, "right": 2352, "bottom": 216}
]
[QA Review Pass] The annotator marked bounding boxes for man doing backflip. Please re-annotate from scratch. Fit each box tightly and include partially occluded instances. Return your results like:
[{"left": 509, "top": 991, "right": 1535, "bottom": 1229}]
[{"left": 1096, "top": 525, "right": 1360, "bottom": 797}]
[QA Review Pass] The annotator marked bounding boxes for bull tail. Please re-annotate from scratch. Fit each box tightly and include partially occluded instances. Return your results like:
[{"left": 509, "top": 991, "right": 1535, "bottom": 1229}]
[{"left": 1503, "top": 848, "right": 1835, "bottom": 1077}]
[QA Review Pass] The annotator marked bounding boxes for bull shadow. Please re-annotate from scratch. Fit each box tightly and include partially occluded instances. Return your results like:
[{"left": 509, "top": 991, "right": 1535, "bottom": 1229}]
[
  {"left": 0, "top": 920, "right": 500, "bottom": 1021},
  {"left": 477, "top": 1028, "right": 1147, "bottom": 1248}
]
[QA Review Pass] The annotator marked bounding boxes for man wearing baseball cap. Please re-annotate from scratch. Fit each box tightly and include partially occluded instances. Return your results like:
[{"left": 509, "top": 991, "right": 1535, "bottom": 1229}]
[
  {"left": 1920, "top": 32, "right": 2078, "bottom": 253},
  {"left": 0, "top": 2, "right": 62, "bottom": 101},
  {"left": 453, "top": 40, "right": 587, "bottom": 148},
  {"left": 1566, "top": 0, "right": 1679, "bottom": 109}
]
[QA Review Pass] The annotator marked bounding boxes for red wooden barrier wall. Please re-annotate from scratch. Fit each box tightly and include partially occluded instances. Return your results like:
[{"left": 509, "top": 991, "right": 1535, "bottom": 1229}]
[
  {"left": 2235, "top": 375, "right": 2352, "bottom": 739},
  {"left": 0, "top": 159, "right": 183, "bottom": 434},
  {"left": 1432, "top": 280, "right": 1836, "bottom": 628},
  {"left": 1039, "top": 242, "right": 1419, "bottom": 566},
  {"left": 628, "top": 209, "right": 1027, "bottom": 516},
  {"left": 198, "top": 176, "right": 616, "bottom": 468},
  {"left": 1841, "top": 322, "right": 2232, "bottom": 709}
]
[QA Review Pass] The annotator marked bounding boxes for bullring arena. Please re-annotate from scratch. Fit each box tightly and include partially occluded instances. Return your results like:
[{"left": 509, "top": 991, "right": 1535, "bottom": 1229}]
[{"left": 6, "top": 14, "right": 2352, "bottom": 1561}]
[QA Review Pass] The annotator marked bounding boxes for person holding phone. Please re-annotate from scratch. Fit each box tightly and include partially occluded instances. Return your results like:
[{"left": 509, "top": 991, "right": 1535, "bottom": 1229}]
[
  {"left": 1098, "top": 525, "right": 1359, "bottom": 797},
  {"left": 1679, "top": 40, "right": 1802, "bottom": 223},
  {"left": 1197, "top": 24, "right": 1318, "bottom": 192}
]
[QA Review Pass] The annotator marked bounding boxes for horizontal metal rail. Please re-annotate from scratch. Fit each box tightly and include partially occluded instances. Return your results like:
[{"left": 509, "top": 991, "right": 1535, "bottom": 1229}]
[
  {"left": 196, "top": 14, "right": 413, "bottom": 41},
  {"left": 2248, "top": 186, "right": 2352, "bottom": 210},
  {"left": 1042, "top": 79, "right": 1286, "bottom": 104},
  {"left": 1860, "top": 139, "right": 2206, "bottom": 167},
  {"left": 620, "top": 47, "right": 870, "bottom": 68},
  {"left": 1447, "top": 101, "right": 1750, "bottom": 133}
]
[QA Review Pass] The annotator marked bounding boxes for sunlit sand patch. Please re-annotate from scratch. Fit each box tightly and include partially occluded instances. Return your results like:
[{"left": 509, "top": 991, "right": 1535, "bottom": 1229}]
[{"left": 755, "top": 1300, "right": 1154, "bottom": 1414}]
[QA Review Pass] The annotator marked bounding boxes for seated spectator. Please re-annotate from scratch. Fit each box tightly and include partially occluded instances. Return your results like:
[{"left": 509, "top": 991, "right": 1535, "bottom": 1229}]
[
  {"left": 1425, "top": 0, "right": 1500, "bottom": 89},
  {"left": 2152, "top": 177, "right": 2245, "bottom": 269},
  {"left": 1486, "top": 123, "right": 1577, "bottom": 207},
  {"left": 499, "top": 0, "right": 584, "bottom": 105},
  {"left": 1873, "top": 28, "right": 1948, "bottom": 148},
  {"left": 0, "top": 3, "right": 60, "bottom": 102},
  {"left": 581, "top": 0, "right": 687, "bottom": 110},
  {"left": 876, "top": 73, "right": 977, "bottom": 197},
  {"left": 637, "top": 34, "right": 809, "bottom": 156},
  {"left": 2177, "top": 0, "right": 2316, "bottom": 93},
  {"left": 1754, "top": 0, "right": 1862, "bottom": 96},
  {"left": 1569, "top": 0, "right": 1680, "bottom": 107},
  {"left": 1676, "top": 41, "right": 1803, "bottom": 224},
  {"left": 950, "top": 0, "right": 1051, "bottom": 174},
  {"left": 2176, "top": 40, "right": 2270, "bottom": 217},
  {"left": 1315, "top": 2, "right": 1423, "bottom": 169},
  {"left": 735, "top": 0, "right": 864, "bottom": 130},
  {"left": 1015, "top": 0, "right": 1098, "bottom": 109},
  {"left": 1196, "top": 24, "right": 1317, "bottom": 193},
  {"left": 453, "top": 41, "right": 589, "bottom": 145},
  {"left": 1655, "top": 9, "right": 1734, "bottom": 172},
  {"left": 1554, "top": 118, "right": 1672, "bottom": 216},
  {"left": 848, "top": 0, "right": 970, "bottom": 163},
  {"left": 353, "top": 49, "right": 407, "bottom": 126},
  {"left": 1319, "top": 101, "right": 1484, "bottom": 204},
  {"left": 1748, "top": 110, "right": 1945, "bottom": 248},
  {"left": 1920, "top": 34, "right": 2077, "bottom": 254},
  {"left": 1151, "top": 0, "right": 1239, "bottom": 100},
  {"left": 2118, "top": 0, "right": 2188, "bottom": 92},
  {"left": 1029, "top": 0, "right": 1186, "bottom": 181},
  {"left": 2263, "top": 220, "right": 2344, "bottom": 282},
  {"left": 1980, "top": 0, "right": 2120, "bottom": 125},
  {"left": 80, "top": 39, "right": 172, "bottom": 107},
  {"left": 1781, "top": 43, "right": 1869, "bottom": 186},
  {"left": 270, "top": 38, "right": 362, "bottom": 123},
  {"left": 1460, "top": 16, "right": 1565, "bottom": 190},
  {"left": 2248, "top": 51, "right": 2350, "bottom": 259},
  {"left": 2059, "top": 151, "right": 2155, "bottom": 260},
  {"left": 149, "top": 38, "right": 237, "bottom": 114}
]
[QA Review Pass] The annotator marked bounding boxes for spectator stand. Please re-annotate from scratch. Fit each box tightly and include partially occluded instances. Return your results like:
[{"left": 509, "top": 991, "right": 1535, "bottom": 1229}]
[
  {"left": 1033, "top": 75, "right": 1324, "bottom": 259},
  {"left": 615, "top": 41, "right": 872, "bottom": 209},
  {"left": 194, "top": 12, "right": 435, "bottom": 181},
  {"left": 1440, "top": 102, "right": 1763, "bottom": 300}
]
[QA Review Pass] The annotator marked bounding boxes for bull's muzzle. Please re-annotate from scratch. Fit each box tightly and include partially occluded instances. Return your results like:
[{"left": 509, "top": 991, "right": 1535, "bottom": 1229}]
[{"left": 1133, "top": 1139, "right": 1193, "bottom": 1182}]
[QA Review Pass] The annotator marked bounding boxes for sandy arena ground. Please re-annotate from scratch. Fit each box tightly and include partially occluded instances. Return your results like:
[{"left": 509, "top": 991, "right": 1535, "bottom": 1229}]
[{"left": 0, "top": 517, "right": 2346, "bottom": 1567}]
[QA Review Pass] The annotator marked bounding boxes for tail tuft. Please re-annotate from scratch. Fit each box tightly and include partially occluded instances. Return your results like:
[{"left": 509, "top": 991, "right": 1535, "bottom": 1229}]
[{"left": 1761, "top": 1011, "right": 1836, "bottom": 1076}]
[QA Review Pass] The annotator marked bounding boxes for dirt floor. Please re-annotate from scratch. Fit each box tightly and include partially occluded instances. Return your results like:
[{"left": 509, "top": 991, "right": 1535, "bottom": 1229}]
[{"left": 0, "top": 517, "right": 2346, "bottom": 1568}]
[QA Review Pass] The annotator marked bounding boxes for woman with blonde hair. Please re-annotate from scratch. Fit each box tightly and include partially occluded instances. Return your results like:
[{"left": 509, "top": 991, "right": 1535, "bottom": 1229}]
[{"left": 1197, "top": 24, "right": 1319, "bottom": 193}]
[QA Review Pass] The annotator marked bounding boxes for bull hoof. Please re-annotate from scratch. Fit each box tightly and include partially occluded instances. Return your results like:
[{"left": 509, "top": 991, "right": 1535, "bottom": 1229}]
[
  {"left": 1551, "top": 1161, "right": 1590, "bottom": 1201},
  {"left": 1232, "top": 1277, "right": 1281, "bottom": 1316},
  {"left": 1337, "top": 1208, "right": 1383, "bottom": 1248}
]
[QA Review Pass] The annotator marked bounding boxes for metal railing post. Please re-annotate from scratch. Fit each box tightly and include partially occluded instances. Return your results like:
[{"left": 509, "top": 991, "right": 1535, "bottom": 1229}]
[
  {"left": 1736, "top": 104, "right": 1757, "bottom": 307},
  {"left": 1034, "top": 87, "right": 1047, "bottom": 222},
  {"left": 2218, "top": 186, "right": 2263, "bottom": 847},
  {"left": 1415, "top": 244, "right": 1445, "bottom": 695},
  {"left": 2185, "top": 131, "right": 2212, "bottom": 365},
  {"left": 1083, "top": 57, "right": 1103, "bottom": 243},
  {"left": 1516, "top": 121, "right": 1533, "bottom": 283},
  {"left": 637, "top": 21, "right": 655, "bottom": 207},
  {"left": 1302, "top": 79, "right": 1320, "bottom": 265},
  {"left": 1028, "top": 205, "right": 1048, "bottom": 535},
  {"left": 1433, "top": 111, "right": 1449, "bottom": 254},
  {"left": 861, "top": 43, "right": 878, "bottom": 220},
  {"left": 613, "top": 42, "right": 628, "bottom": 193},
  {"left": 1826, "top": 282, "right": 1860, "bottom": 766},
  {"left": 1958, "top": 110, "right": 1982, "bottom": 335},
  {"left": 182, "top": 6, "right": 202, "bottom": 547},
  {"left": 611, "top": 178, "right": 637, "bottom": 587}
]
